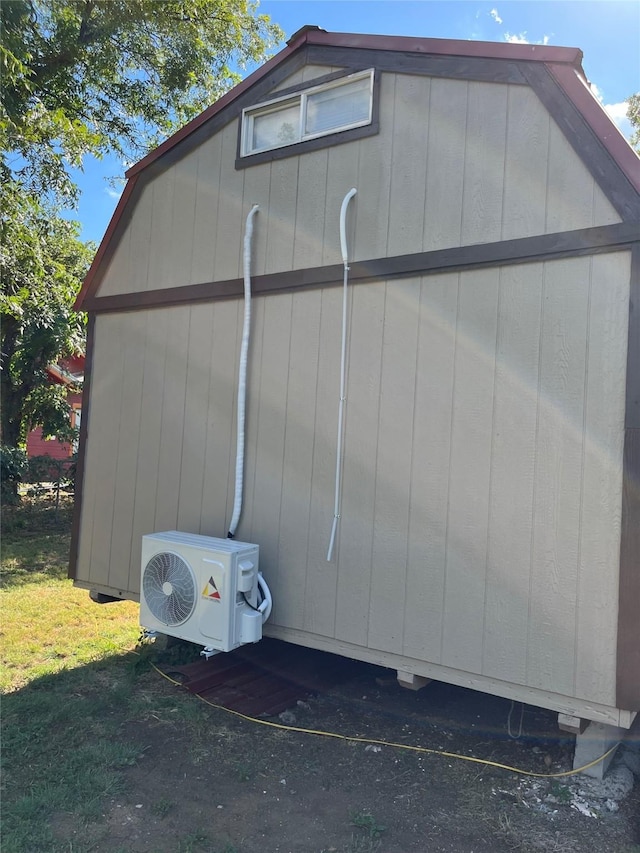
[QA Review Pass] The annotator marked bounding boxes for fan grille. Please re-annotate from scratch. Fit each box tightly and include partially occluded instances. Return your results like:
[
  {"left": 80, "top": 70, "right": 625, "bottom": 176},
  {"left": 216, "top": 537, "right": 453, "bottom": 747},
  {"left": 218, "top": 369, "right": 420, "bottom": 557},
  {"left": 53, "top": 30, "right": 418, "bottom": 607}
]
[{"left": 143, "top": 551, "right": 197, "bottom": 626}]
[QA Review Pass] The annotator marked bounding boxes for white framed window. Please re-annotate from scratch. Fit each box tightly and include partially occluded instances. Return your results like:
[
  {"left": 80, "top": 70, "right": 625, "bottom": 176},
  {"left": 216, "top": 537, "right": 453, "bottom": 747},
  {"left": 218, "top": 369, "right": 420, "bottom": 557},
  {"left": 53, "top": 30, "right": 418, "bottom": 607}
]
[{"left": 241, "top": 69, "right": 375, "bottom": 157}]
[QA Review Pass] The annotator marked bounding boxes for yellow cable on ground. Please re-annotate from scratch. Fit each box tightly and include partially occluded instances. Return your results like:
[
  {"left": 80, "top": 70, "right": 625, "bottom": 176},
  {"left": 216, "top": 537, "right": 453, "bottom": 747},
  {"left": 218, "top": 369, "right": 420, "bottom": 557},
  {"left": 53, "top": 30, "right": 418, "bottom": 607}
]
[{"left": 148, "top": 659, "right": 619, "bottom": 780}]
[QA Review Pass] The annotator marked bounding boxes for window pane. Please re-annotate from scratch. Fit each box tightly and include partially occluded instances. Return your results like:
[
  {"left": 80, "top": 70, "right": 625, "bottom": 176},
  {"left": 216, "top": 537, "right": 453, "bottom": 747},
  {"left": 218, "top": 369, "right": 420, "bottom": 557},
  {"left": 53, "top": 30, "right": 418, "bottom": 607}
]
[
  {"left": 305, "top": 77, "right": 371, "bottom": 136},
  {"left": 251, "top": 103, "right": 300, "bottom": 152}
]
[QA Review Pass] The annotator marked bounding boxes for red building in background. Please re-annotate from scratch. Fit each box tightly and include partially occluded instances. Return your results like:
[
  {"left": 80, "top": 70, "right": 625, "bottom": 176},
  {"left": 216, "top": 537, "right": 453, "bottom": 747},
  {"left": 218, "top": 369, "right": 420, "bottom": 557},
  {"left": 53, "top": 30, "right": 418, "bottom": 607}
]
[{"left": 26, "top": 354, "right": 84, "bottom": 459}]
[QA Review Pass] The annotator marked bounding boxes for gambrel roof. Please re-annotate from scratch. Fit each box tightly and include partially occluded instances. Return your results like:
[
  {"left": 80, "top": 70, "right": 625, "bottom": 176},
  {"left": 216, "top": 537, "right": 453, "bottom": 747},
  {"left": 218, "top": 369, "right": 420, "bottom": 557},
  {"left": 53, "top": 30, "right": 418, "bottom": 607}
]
[{"left": 75, "top": 26, "right": 640, "bottom": 310}]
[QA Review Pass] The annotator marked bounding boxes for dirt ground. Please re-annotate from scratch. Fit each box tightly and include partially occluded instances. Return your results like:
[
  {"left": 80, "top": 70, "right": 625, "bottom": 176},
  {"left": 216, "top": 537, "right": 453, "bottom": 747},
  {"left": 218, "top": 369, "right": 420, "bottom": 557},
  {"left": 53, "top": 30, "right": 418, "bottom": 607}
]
[{"left": 52, "top": 647, "right": 639, "bottom": 853}]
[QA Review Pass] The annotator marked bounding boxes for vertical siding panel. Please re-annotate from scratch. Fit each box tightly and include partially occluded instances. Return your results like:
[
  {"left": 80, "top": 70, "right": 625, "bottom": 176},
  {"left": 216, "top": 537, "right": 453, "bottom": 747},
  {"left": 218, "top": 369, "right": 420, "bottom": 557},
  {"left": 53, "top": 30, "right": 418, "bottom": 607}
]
[
  {"left": 177, "top": 303, "right": 216, "bottom": 533},
  {"left": 272, "top": 65, "right": 334, "bottom": 91},
  {"left": 301, "top": 64, "right": 340, "bottom": 82},
  {"left": 482, "top": 264, "right": 543, "bottom": 683},
  {"left": 200, "top": 300, "right": 240, "bottom": 537},
  {"left": 368, "top": 279, "right": 420, "bottom": 654},
  {"left": 293, "top": 150, "right": 329, "bottom": 269},
  {"left": 153, "top": 306, "right": 190, "bottom": 530},
  {"left": 108, "top": 313, "right": 147, "bottom": 592},
  {"left": 387, "top": 75, "right": 430, "bottom": 257},
  {"left": 191, "top": 134, "right": 223, "bottom": 284},
  {"left": 147, "top": 168, "right": 176, "bottom": 289},
  {"left": 271, "top": 68, "right": 305, "bottom": 90},
  {"left": 461, "top": 83, "right": 508, "bottom": 246},
  {"left": 334, "top": 281, "right": 386, "bottom": 646},
  {"left": 266, "top": 159, "right": 298, "bottom": 273},
  {"left": 129, "top": 309, "right": 169, "bottom": 594},
  {"left": 98, "top": 223, "right": 131, "bottom": 297},
  {"left": 502, "top": 87, "right": 549, "bottom": 240},
  {"left": 403, "top": 273, "right": 458, "bottom": 662},
  {"left": 214, "top": 121, "right": 244, "bottom": 280},
  {"left": 86, "top": 316, "right": 127, "bottom": 587},
  {"left": 442, "top": 268, "right": 499, "bottom": 671},
  {"left": 592, "top": 188, "right": 621, "bottom": 227},
  {"left": 169, "top": 152, "right": 198, "bottom": 286},
  {"left": 322, "top": 142, "right": 360, "bottom": 267},
  {"left": 424, "top": 78, "right": 467, "bottom": 252},
  {"left": 250, "top": 294, "right": 292, "bottom": 623},
  {"left": 545, "top": 122, "right": 594, "bottom": 232},
  {"left": 129, "top": 186, "right": 153, "bottom": 293},
  {"left": 77, "top": 318, "right": 111, "bottom": 583},
  {"left": 277, "top": 290, "right": 322, "bottom": 629},
  {"left": 527, "top": 257, "right": 589, "bottom": 695},
  {"left": 575, "top": 253, "right": 629, "bottom": 704},
  {"left": 354, "top": 73, "right": 393, "bottom": 260},
  {"left": 304, "top": 288, "right": 343, "bottom": 636}
]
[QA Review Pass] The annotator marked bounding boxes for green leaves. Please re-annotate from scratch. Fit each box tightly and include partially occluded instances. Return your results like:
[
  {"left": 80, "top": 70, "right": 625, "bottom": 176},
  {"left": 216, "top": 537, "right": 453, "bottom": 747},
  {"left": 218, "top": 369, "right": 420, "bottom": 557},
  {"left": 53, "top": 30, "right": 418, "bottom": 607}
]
[
  {"left": 628, "top": 93, "right": 640, "bottom": 153},
  {"left": 1, "top": 0, "right": 283, "bottom": 198},
  {"left": 0, "top": 0, "right": 283, "bottom": 457},
  {"left": 1, "top": 182, "right": 92, "bottom": 449}
]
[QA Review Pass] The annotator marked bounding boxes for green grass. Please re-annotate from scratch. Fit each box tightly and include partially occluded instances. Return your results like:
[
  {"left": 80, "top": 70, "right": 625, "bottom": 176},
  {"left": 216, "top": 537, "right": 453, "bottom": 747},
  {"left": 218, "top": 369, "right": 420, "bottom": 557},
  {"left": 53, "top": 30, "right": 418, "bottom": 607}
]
[
  {"left": 1, "top": 495, "right": 140, "bottom": 693},
  {"left": 1, "top": 494, "right": 145, "bottom": 851}
]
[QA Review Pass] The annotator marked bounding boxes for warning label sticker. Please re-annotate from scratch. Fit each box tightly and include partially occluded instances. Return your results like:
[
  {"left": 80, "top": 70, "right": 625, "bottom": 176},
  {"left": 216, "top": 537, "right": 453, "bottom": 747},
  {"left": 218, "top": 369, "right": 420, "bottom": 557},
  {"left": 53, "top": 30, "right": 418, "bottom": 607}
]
[{"left": 202, "top": 576, "right": 221, "bottom": 601}]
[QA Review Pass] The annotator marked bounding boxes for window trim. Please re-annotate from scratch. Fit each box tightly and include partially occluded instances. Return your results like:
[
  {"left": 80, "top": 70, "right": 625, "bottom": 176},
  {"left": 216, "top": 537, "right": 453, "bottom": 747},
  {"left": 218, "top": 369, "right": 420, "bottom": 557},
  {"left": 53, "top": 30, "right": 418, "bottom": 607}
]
[{"left": 237, "top": 68, "right": 379, "bottom": 167}]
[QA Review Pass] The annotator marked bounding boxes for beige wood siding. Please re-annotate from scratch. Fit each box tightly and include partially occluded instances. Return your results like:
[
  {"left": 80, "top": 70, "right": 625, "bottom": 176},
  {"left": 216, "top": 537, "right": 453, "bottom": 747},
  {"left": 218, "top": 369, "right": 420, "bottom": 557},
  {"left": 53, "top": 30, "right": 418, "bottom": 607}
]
[
  {"left": 77, "top": 251, "right": 630, "bottom": 709},
  {"left": 96, "top": 74, "right": 621, "bottom": 299},
  {"left": 271, "top": 64, "right": 345, "bottom": 90}
]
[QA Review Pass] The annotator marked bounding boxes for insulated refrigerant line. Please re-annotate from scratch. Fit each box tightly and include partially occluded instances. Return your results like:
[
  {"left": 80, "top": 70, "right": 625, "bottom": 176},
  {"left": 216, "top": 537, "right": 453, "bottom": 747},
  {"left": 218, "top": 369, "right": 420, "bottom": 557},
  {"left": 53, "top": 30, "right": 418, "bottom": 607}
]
[
  {"left": 228, "top": 204, "right": 259, "bottom": 539},
  {"left": 327, "top": 187, "right": 357, "bottom": 562}
]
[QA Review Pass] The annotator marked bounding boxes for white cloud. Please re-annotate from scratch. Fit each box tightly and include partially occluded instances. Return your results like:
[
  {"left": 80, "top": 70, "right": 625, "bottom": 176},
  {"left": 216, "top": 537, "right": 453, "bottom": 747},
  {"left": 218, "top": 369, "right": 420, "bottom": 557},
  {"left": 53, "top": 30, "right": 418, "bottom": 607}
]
[
  {"left": 490, "top": 9, "right": 503, "bottom": 24},
  {"left": 504, "top": 32, "right": 529, "bottom": 44},
  {"left": 503, "top": 32, "right": 552, "bottom": 46},
  {"left": 604, "top": 101, "right": 632, "bottom": 139},
  {"left": 589, "top": 84, "right": 633, "bottom": 140},
  {"left": 105, "top": 186, "right": 123, "bottom": 200}
]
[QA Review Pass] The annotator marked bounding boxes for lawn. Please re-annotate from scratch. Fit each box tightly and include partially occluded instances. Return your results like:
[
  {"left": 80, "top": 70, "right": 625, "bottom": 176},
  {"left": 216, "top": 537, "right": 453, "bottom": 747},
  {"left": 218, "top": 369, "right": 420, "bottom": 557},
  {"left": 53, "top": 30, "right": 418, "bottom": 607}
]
[{"left": 1, "top": 496, "right": 140, "bottom": 692}]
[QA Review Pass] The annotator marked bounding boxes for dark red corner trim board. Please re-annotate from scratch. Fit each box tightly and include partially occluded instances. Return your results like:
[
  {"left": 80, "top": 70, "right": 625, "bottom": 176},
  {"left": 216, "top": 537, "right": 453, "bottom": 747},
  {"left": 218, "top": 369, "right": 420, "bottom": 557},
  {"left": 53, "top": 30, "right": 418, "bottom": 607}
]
[
  {"left": 73, "top": 27, "right": 638, "bottom": 312},
  {"left": 548, "top": 63, "right": 640, "bottom": 195}
]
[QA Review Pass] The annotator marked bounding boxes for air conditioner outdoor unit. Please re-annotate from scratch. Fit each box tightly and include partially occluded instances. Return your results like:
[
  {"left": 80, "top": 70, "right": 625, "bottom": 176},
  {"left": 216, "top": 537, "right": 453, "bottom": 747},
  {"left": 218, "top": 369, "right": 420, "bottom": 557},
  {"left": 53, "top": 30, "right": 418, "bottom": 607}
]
[{"left": 140, "top": 531, "right": 270, "bottom": 654}]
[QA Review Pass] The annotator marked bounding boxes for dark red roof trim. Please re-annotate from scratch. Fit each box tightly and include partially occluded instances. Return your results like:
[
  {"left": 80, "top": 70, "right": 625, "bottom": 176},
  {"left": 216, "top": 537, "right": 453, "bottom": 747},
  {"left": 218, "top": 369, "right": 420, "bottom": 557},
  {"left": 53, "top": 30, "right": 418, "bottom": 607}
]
[{"left": 306, "top": 29, "right": 584, "bottom": 65}]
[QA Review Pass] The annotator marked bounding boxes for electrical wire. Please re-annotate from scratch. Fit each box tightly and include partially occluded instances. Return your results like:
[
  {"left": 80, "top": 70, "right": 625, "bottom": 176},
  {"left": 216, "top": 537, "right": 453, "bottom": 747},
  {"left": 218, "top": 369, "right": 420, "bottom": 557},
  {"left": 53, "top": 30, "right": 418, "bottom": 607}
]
[
  {"left": 148, "top": 658, "right": 620, "bottom": 780},
  {"left": 242, "top": 591, "right": 262, "bottom": 612}
]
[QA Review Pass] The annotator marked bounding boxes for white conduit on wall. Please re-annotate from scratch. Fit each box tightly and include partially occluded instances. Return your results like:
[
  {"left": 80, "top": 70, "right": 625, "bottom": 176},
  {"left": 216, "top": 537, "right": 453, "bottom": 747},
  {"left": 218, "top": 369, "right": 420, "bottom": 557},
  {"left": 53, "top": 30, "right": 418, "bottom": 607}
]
[
  {"left": 228, "top": 204, "right": 260, "bottom": 540},
  {"left": 327, "top": 187, "right": 358, "bottom": 562}
]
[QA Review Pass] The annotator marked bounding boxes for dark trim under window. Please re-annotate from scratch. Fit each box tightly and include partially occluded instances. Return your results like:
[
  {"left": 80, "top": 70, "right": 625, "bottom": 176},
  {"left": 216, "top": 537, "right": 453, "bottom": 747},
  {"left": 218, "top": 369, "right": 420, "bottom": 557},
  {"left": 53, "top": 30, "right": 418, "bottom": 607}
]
[{"left": 236, "top": 68, "right": 380, "bottom": 168}]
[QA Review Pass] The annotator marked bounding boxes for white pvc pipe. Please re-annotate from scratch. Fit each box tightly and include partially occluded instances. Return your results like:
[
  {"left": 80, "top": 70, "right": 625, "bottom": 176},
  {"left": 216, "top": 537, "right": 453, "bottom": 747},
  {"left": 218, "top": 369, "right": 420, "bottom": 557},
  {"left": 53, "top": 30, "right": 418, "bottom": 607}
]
[
  {"left": 228, "top": 204, "right": 259, "bottom": 538},
  {"left": 257, "top": 572, "right": 272, "bottom": 623},
  {"left": 327, "top": 188, "right": 357, "bottom": 562}
]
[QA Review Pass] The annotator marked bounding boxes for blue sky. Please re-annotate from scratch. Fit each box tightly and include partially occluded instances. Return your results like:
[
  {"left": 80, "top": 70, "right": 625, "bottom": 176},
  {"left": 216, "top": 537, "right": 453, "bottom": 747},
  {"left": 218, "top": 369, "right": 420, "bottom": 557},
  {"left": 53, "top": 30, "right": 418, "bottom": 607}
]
[{"left": 75, "top": 0, "right": 639, "bottom": 244}]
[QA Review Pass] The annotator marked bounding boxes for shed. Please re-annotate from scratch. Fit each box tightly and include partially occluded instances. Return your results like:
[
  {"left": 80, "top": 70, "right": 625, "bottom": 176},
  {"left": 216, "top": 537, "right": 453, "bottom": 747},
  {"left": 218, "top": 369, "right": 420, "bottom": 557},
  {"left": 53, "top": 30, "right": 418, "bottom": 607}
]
[{"left": 71, "top": 28, "right": 640, "bottom": 766}]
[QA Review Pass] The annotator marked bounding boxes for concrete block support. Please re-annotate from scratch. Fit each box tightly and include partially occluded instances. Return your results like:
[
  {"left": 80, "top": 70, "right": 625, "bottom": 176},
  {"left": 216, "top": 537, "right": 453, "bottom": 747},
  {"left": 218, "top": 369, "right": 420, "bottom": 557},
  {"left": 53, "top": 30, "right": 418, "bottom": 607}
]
[
  {"left": 397, "top": 671, "right": 431, "bottom": 691},
  {"left": 573, "top": 721, "right": 626, "bottom": 779}
]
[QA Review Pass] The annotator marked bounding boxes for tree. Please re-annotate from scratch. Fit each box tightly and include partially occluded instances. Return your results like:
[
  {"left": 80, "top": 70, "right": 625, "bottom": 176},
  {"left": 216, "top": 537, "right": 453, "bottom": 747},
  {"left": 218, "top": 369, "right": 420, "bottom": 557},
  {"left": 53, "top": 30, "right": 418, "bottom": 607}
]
[
  {"left": 0, "top": 183, "right": 93, "bottom": 450},
  {"left": 1, "top": 0, "right": 283, "bottom": 200},
  {"left": 628, "top": 93, "right": 640, "bottom": 153},
  {"left": 1, "top": 1, "right": 283, "bottom": 465}
]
